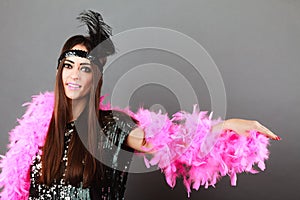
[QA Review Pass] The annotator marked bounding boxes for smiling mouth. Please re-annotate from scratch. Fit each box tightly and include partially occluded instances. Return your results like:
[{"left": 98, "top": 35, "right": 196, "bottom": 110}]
[{"left": 67, "top": 83, "right": 82, "bottom": 89}]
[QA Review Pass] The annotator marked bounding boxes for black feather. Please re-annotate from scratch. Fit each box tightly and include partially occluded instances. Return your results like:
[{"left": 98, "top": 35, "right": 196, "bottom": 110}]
[{"left": 77, "top": 10, "right": 115, "bottom": 58}]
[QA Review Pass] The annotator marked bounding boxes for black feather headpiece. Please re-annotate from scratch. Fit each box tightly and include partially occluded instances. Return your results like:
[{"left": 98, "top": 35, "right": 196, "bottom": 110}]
[
  {"left": 77, "top": 10, "right": 115, "bottom": 58},
  {"left": 57, "top": 10, "right": 115, "bottom": 69}
]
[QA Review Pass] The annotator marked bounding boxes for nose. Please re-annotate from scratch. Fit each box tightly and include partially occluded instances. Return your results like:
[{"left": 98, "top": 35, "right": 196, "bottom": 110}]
[{"left": 70, "top": 67, "right": 80, "bottom": 80}]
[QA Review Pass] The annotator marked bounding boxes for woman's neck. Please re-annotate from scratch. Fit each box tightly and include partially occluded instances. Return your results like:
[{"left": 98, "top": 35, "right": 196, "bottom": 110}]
[{"left": 71, "top": 98, "right": 88, "bottom": 121}]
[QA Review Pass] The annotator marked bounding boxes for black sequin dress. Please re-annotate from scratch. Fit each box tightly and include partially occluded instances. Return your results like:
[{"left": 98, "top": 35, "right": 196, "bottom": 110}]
[{"left": 28, "top": 110, "right": 138, "bottom": 200}]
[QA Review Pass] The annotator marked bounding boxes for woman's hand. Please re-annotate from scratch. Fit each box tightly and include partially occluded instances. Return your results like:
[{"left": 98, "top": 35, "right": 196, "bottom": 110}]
[{"left": 211, "top": 118, "right": 281, "bottom": 140}]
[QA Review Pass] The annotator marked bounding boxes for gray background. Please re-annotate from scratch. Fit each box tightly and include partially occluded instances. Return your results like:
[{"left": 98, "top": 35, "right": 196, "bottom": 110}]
[{"left": 0, "top": 0, "right": 299, "bottom": 199}]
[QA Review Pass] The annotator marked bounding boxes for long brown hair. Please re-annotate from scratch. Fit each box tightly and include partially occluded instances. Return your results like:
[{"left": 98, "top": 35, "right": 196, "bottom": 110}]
[{"left": 40, "top": 35, "right": 104, "bottom": 187}]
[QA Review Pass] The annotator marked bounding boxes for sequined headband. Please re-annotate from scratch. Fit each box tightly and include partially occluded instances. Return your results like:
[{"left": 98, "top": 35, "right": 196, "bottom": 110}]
[{"left": 57, "top": 50, "right": 102, "bottom": 70}]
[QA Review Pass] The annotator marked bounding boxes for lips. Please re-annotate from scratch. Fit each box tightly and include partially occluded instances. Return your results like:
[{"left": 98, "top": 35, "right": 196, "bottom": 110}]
[{"left": 67, "top": 83, "right": 82, "bottom": 90}]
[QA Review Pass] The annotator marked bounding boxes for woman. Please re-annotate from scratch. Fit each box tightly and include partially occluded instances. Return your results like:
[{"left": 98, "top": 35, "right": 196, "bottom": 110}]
[{"left": 0, "top": 10, "right": 280, "bottom": 200}]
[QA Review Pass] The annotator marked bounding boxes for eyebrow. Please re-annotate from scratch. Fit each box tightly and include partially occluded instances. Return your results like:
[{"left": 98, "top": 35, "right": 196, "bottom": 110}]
[{"left": 65, "top": 59, "right": 91, "bottom": 66}]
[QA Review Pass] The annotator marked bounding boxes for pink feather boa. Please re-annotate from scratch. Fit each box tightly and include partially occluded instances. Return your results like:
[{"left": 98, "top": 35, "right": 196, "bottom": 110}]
[
  {"left": 134, "top": 106, "right": 270, "bottom": 197},
  {"left": 0, "top": 92, "right": 270, "bottom": 199},
  {"left": 0, "top": 92, "right": 54, "bottom": 200}
]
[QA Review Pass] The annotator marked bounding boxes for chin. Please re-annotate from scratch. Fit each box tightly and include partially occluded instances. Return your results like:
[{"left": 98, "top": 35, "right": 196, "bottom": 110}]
[{"left": 66, "top": 93, "right": 89, "bottom": 101}]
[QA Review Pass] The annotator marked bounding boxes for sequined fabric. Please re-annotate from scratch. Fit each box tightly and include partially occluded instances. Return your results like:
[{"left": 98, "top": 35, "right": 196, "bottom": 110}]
[{"left": 29, "top": 110, "right": 138, "bottom": 199}]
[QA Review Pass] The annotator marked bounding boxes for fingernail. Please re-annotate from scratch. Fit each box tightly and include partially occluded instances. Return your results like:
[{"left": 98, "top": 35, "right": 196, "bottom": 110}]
[{"left": 275, "top": 136, "right": 282, "bottom": 141}]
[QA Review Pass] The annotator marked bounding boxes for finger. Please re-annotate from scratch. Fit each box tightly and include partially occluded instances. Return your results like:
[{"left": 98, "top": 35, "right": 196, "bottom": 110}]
[{"left": 257, "top": 124, "right": 280, "bottom": 140}]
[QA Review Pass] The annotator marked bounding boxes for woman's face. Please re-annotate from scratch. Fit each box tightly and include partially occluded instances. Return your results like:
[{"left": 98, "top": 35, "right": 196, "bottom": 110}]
[{"left": 62, "top": 44, "right": 93, "bottom": 101}]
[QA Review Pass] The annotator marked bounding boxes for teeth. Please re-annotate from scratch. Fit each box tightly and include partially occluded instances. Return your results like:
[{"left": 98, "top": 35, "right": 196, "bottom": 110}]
[{"left": 68, "top": 83, "right": 81, "bottom": 88}]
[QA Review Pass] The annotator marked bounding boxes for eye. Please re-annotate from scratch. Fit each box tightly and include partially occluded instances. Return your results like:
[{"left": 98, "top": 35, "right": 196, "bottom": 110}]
[
  {"left": 63, "top": 63, "right": 72, "bottom": 69},
  {"left": 80, "top": 66, "right": 92, "bottom": 73}
]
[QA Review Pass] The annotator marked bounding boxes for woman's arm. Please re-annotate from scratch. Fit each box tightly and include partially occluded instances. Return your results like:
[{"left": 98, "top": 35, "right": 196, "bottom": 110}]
[{"left": 126, "top": 118, "right": 280, "bottom": 152}]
